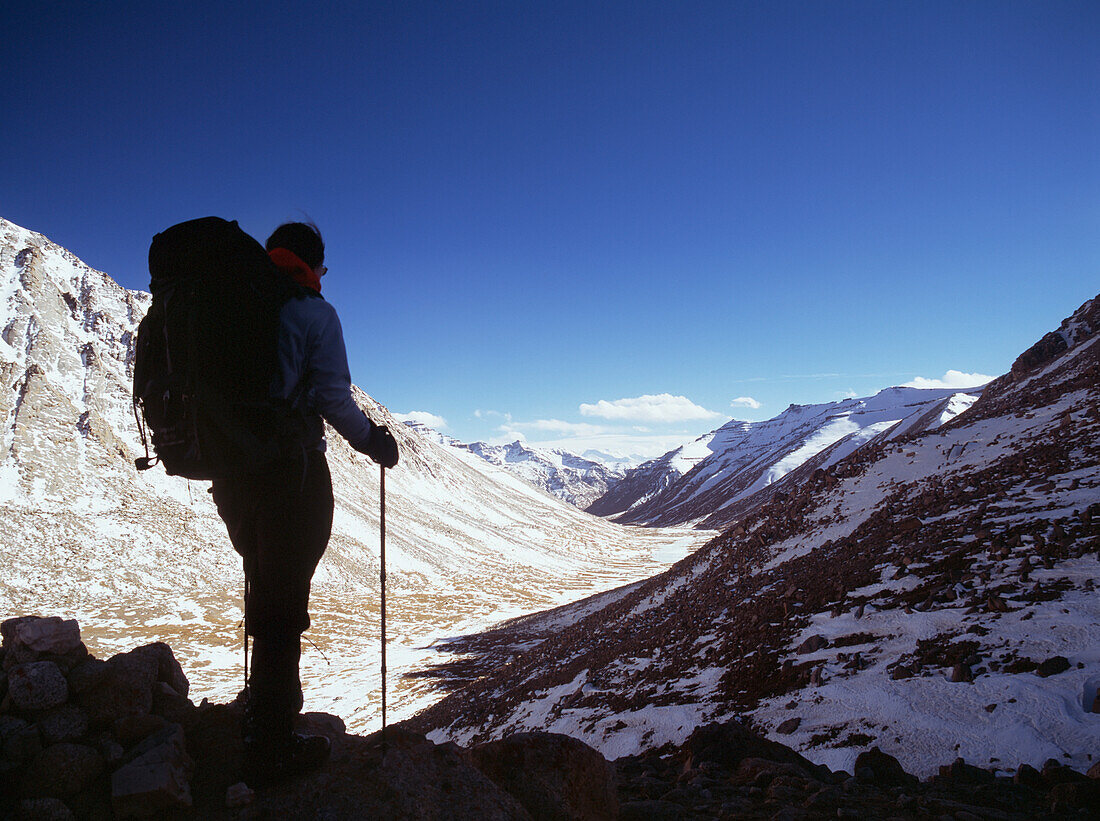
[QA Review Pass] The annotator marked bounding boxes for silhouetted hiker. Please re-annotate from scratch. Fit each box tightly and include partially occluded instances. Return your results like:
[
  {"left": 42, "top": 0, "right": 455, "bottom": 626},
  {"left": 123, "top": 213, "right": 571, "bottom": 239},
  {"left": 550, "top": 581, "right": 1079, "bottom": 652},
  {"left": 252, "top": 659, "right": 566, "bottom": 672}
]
[{"left": 210, "top": 222, "right": 399, "bottom": 785}]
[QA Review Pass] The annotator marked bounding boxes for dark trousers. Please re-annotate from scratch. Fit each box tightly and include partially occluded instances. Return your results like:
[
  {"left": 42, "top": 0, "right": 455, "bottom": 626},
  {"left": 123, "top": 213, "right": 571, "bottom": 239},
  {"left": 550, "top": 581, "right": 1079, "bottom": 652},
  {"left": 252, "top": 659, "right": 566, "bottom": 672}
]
[{"left": 212, "top": 450, "right": 334, "bottom": 738}]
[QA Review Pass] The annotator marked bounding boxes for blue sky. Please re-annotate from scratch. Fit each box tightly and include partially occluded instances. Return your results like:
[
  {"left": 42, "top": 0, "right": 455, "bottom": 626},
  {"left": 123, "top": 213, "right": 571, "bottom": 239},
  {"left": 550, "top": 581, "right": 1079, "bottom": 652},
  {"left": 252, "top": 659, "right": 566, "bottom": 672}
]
[{"left": 3, "top": 1, "right": 1097, "bottom": 457}]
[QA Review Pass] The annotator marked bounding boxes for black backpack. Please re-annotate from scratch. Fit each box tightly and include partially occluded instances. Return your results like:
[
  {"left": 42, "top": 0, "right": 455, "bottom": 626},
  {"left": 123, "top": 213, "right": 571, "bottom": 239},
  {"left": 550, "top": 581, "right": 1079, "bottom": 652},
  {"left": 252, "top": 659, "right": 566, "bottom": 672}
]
[{"left": 132, "top": 217, "right": 313, "bottom": 480}]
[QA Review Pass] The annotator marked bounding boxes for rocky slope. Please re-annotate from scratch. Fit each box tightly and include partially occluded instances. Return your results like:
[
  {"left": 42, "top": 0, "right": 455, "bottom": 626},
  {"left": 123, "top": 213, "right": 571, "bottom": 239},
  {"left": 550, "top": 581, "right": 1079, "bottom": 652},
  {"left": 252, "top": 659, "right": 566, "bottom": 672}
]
[
  {"left": 4, "top": 617, "right": 1097, "bottom": 819},
  {"left": 589, "top": 385, "right": 982, "bottom": 530},
  {"left": 0, "top": 217, "right": 711, "bottom": 732},
  {"left": 411, "top": 293, "right": 1100, "bottom": 781}
]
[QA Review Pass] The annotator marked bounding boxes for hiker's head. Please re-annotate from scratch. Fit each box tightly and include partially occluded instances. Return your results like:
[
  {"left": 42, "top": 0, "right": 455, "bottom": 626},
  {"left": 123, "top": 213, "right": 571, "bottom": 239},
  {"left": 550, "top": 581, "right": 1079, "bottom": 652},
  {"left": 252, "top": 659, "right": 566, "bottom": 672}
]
[{"left": 266, "top": 222, "right": 325, "bottom": 271}]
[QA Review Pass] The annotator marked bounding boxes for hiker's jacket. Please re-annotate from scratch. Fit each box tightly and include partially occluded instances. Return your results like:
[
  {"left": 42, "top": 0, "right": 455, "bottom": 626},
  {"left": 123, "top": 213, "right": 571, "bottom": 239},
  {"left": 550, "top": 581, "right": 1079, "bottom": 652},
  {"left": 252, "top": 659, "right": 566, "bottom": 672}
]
[{"left": 273, "top": 293, "right": 374, "bottom": 454}]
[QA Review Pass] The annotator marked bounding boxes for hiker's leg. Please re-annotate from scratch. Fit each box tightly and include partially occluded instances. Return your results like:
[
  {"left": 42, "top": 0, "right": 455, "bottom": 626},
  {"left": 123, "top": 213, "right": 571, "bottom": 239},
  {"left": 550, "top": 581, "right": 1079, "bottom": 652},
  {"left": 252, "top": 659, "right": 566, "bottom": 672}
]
[{"left": 246, "top": 453, "right": 333, "bottom": 729}]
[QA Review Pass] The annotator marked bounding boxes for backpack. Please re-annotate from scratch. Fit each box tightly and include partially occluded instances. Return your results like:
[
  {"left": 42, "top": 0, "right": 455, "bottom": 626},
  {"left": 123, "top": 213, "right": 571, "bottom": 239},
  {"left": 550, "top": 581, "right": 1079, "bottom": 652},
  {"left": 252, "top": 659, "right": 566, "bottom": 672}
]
[{"left": 132, "top": 217, "right": 312, "bottom": 480}]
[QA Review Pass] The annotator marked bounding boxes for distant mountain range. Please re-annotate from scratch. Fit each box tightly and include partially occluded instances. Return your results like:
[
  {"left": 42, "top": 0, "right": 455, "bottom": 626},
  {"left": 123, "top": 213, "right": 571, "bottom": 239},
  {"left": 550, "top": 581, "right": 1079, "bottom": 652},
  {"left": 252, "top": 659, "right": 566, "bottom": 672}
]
[
  {"left": 401, "top": 423, "right": 632, "bottom": 509},
  {"left": 416, "top": 387, "right": 985, "bottom": 532}
]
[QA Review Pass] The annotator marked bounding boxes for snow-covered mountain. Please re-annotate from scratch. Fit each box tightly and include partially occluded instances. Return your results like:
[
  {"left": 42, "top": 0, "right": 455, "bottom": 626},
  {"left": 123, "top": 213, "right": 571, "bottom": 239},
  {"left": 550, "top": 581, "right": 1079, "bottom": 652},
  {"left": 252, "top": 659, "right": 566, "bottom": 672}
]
[
  {"left": 413, "top": 293, "right": 1100, "bottom": 779},
  {"left": 403, "top": 420, "right": 632, "bottom": 509},
  {"left": 0, "top": 217, "right": 711, "bottom": 732},
  {"left": 431, "top": 433, "right": 630, "bottom": 510},
  {"left": 589, "top": 385, "right": 982, "bottom": 529}
]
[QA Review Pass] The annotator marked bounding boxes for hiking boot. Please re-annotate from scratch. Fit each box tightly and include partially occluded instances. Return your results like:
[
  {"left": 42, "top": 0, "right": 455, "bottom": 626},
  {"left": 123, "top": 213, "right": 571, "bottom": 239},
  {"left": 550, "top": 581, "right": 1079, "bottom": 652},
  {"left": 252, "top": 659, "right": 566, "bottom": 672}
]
[{"left": 242, "top": 732, "right": 331, "bottom": 787}]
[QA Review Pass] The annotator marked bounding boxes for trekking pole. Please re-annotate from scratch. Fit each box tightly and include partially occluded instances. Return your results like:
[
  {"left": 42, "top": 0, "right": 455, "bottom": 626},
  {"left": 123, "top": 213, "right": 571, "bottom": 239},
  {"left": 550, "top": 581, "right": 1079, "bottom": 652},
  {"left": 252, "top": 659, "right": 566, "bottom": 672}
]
[{"left": 380, "top": 464, "right": 388, "bottom": 755}]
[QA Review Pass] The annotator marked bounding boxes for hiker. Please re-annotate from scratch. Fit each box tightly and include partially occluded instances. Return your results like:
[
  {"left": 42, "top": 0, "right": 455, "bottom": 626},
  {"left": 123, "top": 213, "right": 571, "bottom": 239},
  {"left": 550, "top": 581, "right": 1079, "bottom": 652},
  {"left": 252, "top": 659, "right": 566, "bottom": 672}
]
[{"left": 209, "top": 221, "right": 399, "bottom": 784}]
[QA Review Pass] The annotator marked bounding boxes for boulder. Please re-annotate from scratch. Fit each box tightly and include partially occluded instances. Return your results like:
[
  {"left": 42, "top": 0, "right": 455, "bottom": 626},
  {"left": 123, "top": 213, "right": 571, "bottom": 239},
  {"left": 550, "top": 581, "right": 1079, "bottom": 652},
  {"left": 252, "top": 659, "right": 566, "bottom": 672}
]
[
  {"left": 1041, "top": 758, "right": 1088, "bottom": 786},
  {"left": 776, "top": 717, "right": 801, "bottom": 735},
  {"left": 112, "top": 713, "right": 169, "bottom": 747},
  {"left": 38, "top": 705, "right": 89, "bottom": 745},
  {"left": 77, "top": 651, "right": 157, "bottom": 726},
  {"left": 470, "top": 731, "right": 618, "bottom": 821},
  {"left": 1, "top": 616, "right": 40, "bottom": 646},
  {"left": 1, "top": 718, "right": 42, "bottom": 764},
  {"left": 152, "top": 681, "right": 196, "bottom": 726},
  {"left": 1035, "top": 656, "right": 1071, "bottom": 677},
  {"left": 65, "top": 657, "right": 108, "bottom": 695},
  {"left": 133, "top": 642, "right": 189, "bottom": 698},
  {"left": 15, "top": 797, "right": 75, "bottom": 820},
  {"left": 938, "top": 757, "right": 994, "bottom": 785},
  {"left": 853, "top": 748, "right": 917, "bottom": 787},
  {"left": 22, "top": 742, "right": 104, "bottom": 798},
  {"left": 681, "top": 720, "right": 830, "bottom": 782},
  {"left": 110, "top": 724, "right": 194, "bottom": 818},
  {"left": 7, "top": 661, "right": 68, "bottom": 711},
  {"left": 1014, "top": 763, "right": 1043, "bottom": 787},
  {"left": 796, "top": 635, "right": 828, "bottom": 654},
  {"left": 1049, "top": 779, "right": 1100, "bottom": 811},
  {"left": 14, "top": 618, "right": 81, "bottom": 656},
  {"left": 732, "top": 757, "right": 815, "bottom": 787}
]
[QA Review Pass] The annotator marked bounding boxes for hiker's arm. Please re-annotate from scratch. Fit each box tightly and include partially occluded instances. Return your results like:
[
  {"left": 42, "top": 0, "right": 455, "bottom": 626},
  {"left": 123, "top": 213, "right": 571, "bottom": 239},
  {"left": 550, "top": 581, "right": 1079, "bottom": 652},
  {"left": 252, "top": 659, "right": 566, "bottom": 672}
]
[{"left": 307, "top": 304, "right": 375, "bottom": 452}]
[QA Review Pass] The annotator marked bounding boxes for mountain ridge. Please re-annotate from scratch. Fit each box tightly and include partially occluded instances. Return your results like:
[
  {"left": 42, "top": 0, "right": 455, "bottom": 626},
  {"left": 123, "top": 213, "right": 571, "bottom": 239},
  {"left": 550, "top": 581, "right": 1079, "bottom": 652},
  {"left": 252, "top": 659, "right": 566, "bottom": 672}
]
[{"left": 589, "top": 384, "right": 982, "bottom": 530}]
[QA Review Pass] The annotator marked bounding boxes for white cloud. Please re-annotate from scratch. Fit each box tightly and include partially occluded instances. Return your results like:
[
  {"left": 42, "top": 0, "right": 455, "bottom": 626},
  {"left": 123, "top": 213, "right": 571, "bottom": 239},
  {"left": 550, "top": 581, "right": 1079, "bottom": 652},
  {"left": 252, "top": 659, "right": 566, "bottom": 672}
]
[
  {"left": 901, "top": 370, "right": 995, "bottom": 390},
  {"left": 579, "top": 393, "right": 724, "bottom": 423},
  {"left": 394, "top": 410, "right": 449, "bottom": 430},
  {"left": 499, "top": 419, "right": 608, "bottom": 436},
  {"left": 474, "top": 409, "right": 512, "bottom": 422},
  {"left": 731, "top": 396, "right": 762, "bottom": 410}
]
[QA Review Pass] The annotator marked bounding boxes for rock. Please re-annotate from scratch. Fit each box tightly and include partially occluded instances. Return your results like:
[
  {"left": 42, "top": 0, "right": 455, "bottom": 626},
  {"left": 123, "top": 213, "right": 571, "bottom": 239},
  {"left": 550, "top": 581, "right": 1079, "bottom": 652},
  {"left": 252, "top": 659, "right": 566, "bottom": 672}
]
[
  {"left": 853, "top": 747, "right": 917, "bottom": 787},
  {"left": 132, "top": 642, "right": 189, "bottom": 698},
  {"left": 1041, "top": 758, "right": 1088, "bottom": 786},
  {"left": 14, "top": 618, "right": 81, "bottom": 656},
  {"left": 469, "top": 731, "right": 618, "bottom": 821},
  {"left": 65, "top": 658, "right": 108, "bottom": 695},
  {"left": 1, "top": 616, "right": 40, "bottom": 647},
  {"left": 1049, "top": 779, "right": 1100, "bottom": 811},
  {"left": 7, "top": 661, "right": 68, "bottom": 711},
  {"left": 682, "top": 720, "right": 829, "bottom": 782},
  {"left": 38, "top": 705, "right": 89, "bottom": 744},
  {"left": 77, "top": 651, "right": 157, "bottom": 727},
  {"left": 776, "top": 717, "right": 801, "bottom": 735},
  {"left": 896, "top": 516, "right": 923, "bottom": 534},
  {"left": 0, "top": 713, "right": 29, "bottom": 744},
  {"left": 1014, "top": 763, "right": 1043, "bottom": 787},
  {"left": 225, "top": 781, "right": 254, "bottom": 808},
  {"left": 733, "top": 757, "right": 814, "bottom": 787},
  {"left": 939, "top": 757, "right": 994, "bottom": 785},
  {"left": 110, "top": 724, "right": 194, "bottom": 818},
  {"left": 1010, "top": 330, "right": 1068, "bottom": 378},
  {"left": 22, "top": 742, "right": 105, "bottom": 798},
  {"left": 950, "top": 662, "right": 973, "bottom": 683},
  {"left": 89, "top": 731, "right": 126, "bottom": 770},
  {"left": 619, "top": 799, "right": 689, "bottom": 820},
  {"left": 1035, "top": 656, "right": 1071, "bottom": 677},
  {"left": 796, "top": 635, "right": 828, "bottom": 654},
  {"left": 112, "top": 713, "right": 169, "bottom": 747},
  {"left": 15, "top": 797, "right": 75, "bottom": 820},
  {"left": 152, "top": 681, "right": 195, "bottom": 726},
  {"left": 2, "top": 718, "right": 42, "bottom": 763}
]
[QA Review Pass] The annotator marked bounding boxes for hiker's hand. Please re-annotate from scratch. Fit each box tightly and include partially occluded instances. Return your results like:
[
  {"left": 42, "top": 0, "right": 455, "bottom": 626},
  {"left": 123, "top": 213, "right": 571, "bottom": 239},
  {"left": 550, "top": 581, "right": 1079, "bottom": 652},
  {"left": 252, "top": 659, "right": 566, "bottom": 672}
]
[{"left": 367, "top": 424, "right": 399, "bottom": 469}]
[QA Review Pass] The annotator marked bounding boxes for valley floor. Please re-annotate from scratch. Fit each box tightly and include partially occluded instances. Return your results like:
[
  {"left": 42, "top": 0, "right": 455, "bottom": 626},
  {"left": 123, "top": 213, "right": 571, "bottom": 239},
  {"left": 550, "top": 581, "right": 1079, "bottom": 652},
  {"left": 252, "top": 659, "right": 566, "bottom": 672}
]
[{"left": 1, "top": 522, "right": 713, "bottom": 735}]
